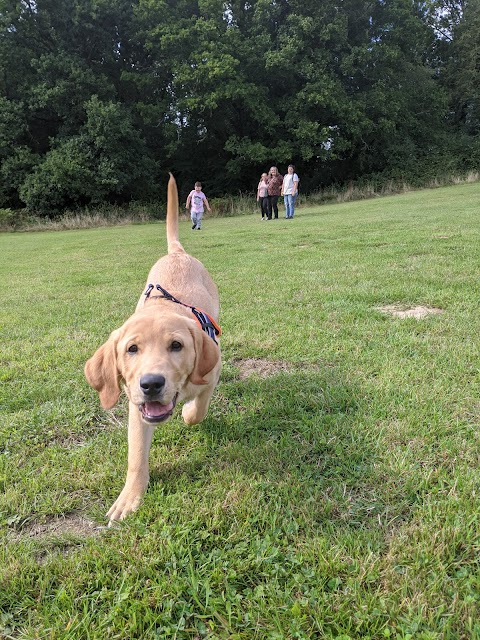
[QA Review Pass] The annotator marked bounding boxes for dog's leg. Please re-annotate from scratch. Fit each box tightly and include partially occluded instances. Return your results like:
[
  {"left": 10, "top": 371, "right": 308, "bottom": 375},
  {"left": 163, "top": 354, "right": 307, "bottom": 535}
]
[
  {"left": 107, "top": 403, "right": 155, "bottom": 522},
  {"left": 181, "top": 385, "right": 216, "bottom": 425}
]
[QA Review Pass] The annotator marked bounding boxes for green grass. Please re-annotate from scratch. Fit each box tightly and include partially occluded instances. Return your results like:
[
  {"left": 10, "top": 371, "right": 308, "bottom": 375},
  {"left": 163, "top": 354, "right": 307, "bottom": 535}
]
[{"left": 1, "top": 183, "right": 479, "bottom": 639}]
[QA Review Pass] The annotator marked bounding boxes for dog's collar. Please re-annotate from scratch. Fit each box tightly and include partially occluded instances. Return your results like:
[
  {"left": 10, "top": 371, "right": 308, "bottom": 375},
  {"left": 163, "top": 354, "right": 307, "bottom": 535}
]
[{"left": 144, "top": 284, "right": 221, "bottom": 345}]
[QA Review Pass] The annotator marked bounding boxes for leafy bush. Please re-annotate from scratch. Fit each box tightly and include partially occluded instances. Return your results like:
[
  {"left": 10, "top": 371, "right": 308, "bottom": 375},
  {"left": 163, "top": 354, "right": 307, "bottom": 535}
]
[
  {"left": 0, "top": 208, "right": 16, "bottom": 229},
  {"left": 19, "top": 97, "right": 157, "bottom": 216}
]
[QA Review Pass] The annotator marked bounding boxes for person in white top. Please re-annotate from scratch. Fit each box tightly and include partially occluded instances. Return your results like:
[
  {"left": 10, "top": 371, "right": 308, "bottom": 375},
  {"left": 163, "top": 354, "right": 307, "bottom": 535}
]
[
  {"left": 281, "top": 164, "right": 299, "bottom": 219},
  {"left": 185, "top": 181, "right": 211, "bottom": 230}
]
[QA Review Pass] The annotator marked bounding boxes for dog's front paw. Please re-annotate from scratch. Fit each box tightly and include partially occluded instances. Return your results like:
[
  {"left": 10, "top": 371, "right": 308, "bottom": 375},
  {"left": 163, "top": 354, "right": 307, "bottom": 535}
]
[
  {"left": 106, "top": 488, "right": 144, "bottom": 524},
  {"left": 182, "top": 396, "right": 211, "bottom": 425}
]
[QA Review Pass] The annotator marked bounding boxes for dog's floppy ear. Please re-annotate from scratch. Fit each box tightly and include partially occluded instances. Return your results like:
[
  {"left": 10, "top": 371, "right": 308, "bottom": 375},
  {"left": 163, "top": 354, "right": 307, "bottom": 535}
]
[
  {"left": 189, "top": 324, "right": 220, "bottom": 385},
  {"left": 84, "top": 330, "right": 122, "bottom": 409}
]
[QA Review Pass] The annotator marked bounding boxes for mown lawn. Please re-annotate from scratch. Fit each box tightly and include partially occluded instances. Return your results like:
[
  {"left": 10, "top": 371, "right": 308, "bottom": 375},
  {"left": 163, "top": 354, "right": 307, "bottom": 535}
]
[{"left": 1, "top": 183, "right": 479, "bottom": 639}]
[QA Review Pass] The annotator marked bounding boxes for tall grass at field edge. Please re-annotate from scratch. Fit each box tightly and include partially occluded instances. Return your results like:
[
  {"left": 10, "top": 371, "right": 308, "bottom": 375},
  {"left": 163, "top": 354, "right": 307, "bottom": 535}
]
[{"left": 1, "top": 171, "right": 478, "bottom": 232}]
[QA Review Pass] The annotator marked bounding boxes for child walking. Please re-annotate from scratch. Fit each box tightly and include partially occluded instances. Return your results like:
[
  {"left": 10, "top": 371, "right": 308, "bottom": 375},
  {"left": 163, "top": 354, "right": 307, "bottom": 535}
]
[{"left": 186, "top": 181, "right": 211, "bottom": 230}]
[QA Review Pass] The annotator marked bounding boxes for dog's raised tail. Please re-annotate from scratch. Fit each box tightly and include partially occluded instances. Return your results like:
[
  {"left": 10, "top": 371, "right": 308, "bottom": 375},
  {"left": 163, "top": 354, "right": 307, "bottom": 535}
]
[{"left": 167, "top": 172, "right": 185, "bottom": 255}]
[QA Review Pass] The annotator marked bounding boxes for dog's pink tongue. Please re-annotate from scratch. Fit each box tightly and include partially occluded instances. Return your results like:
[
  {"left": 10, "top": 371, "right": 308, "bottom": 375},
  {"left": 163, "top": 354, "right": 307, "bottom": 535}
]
[{"left": 144, "top": 401, "right": 173, "bottom": 417}]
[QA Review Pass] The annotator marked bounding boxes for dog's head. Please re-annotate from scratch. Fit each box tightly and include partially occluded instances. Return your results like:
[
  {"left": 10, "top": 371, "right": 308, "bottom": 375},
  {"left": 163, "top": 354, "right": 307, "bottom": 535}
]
[{"left": 84, "top": 307, "right": 220, "bottom": 424}]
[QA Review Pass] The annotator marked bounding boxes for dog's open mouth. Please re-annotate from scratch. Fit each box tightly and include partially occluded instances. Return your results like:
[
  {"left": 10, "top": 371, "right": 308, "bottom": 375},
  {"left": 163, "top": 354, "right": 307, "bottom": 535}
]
[{"left": 140, "top": 396, "right": 177, "bottom": 423}]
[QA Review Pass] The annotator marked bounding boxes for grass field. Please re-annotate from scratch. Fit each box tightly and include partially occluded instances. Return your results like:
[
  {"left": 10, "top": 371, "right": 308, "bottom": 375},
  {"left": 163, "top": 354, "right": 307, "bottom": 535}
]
[{"left": 1, "top": 183, "right": 479, "bottom": 639}]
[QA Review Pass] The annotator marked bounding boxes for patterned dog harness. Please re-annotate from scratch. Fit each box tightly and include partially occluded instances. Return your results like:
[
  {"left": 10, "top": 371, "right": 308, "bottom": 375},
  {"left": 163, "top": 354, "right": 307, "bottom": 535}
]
[{"left": 144, "top": 284, "right": 221, "bottom": 345}]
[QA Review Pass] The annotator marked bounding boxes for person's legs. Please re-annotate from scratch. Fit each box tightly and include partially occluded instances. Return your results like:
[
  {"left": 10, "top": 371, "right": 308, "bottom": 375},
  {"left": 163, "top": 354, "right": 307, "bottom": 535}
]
[
  {"left": 262, "top": 197, "right": 270, "bottom": 219},
  {"left": 284, "top": 194, "right": 293, "bottom": 218},
  {"left": 259, "top": 199, "right": 264, "bottom": 219},
  {"left": 291, "top": 193, "right": 298, "bottom": 218},
  {"left": 266, "top": 196, "right": 273, "bottom": 219},
  {"left": 196, "top": 211, "right": 203, "bottom": 229},
  {"left": 191, "top": 213, "right": 197, "bottom": 229},
  {"left": 271, "top": 196, "right": 279, "bottom": 218}
]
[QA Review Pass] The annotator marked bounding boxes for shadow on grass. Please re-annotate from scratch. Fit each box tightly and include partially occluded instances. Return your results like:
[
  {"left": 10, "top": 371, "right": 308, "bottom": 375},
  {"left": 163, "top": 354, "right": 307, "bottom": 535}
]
[{"left": 148, "top": 364, "right": 401, "bottom": 534}]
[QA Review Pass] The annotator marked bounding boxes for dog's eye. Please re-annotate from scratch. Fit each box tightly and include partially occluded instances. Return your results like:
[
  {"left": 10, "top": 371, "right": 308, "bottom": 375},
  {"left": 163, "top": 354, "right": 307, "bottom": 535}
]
[
  {"left": 171, "top": 341, "right": 183, "bottom": 352},
  {"left": 127, "top": 344, "right": 138, "bottom": 354}
]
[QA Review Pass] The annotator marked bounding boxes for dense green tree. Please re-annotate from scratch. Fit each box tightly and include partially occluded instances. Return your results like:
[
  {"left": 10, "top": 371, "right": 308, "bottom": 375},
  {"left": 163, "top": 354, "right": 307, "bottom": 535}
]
[
  {"left": 0, "top": 0, "right": 159, "bottom": 213},
  {"left": 0, "top": 0, "right": 477, "bottom": 213},
  {"left": 339, "top": 0, "right": 450, "bottom": 183},
  {"left": 423, "top": 0, "right": 479, "bottom": 168},
  {"left": 20, "top": 96, "right": 155, "bottom": 214},
  {"left": 454, "top": 2, "right": 480, "bottom": 135}
]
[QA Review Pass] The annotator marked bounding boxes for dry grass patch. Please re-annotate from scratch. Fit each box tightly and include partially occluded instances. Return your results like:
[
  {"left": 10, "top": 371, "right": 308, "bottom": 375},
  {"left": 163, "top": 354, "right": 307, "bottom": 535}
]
[
  {"left": 233, "top": 358, "right": 296, "bottom": 380},
  {"left": 11, "top": 514, "right": 101, "bottom": 542},
  {"left": 233, "top": 358, "right": 323, "bottom": 380},
  {"left": 377, "top": 305, "right": 444, "bottom": 319}
]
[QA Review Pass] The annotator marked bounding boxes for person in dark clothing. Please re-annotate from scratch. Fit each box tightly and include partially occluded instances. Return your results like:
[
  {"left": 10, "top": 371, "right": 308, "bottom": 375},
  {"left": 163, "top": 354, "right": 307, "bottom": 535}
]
[{"left": 266, "top": 166, "right": 283, "bottom": 219}]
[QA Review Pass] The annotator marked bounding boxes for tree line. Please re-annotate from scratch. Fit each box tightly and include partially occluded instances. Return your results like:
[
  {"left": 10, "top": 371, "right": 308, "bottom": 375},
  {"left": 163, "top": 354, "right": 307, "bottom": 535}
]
[{"left": 0, "top": 0, "right": 478, "bottom": 216}]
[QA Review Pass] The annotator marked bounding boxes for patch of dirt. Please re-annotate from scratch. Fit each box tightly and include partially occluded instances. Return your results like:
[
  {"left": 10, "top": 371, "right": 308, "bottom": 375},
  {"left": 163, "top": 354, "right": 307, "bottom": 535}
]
[
  {"left": 377, "top": 305, "right": 444, "bottom": 319},
  {"left": 234, "top": 358, "right": 310, "bottom": 380},
  {"left": 11, "top": 514, "right": 102, "bottom": 541}
]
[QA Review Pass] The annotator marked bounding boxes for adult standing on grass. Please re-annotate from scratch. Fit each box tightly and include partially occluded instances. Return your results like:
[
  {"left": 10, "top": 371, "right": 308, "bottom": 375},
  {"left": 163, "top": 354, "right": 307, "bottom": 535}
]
[
  {"left": 281, "top": 164, "right": 299, "bottom": 219},
  {"left": 186, "top": 181, "right": 211, "bottom": 230},
  {"left": 266, "top": 166, "right": 283, "bottom": 219},
  {"left": 256, "top": 172, "right": 270, "bottom": 220}
]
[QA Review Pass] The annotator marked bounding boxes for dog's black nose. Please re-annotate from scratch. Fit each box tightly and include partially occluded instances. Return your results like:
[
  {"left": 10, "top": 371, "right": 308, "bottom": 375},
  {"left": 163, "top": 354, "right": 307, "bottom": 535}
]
[{"left": 140, "top": 373, "right": 166, "bottom": 396}]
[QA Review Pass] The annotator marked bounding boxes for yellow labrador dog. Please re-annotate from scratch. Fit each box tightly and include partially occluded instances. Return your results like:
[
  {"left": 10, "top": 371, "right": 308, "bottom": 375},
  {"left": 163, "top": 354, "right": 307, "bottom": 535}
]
[{"left": 85, "top": 174, "right": 221, "bottom": 522}]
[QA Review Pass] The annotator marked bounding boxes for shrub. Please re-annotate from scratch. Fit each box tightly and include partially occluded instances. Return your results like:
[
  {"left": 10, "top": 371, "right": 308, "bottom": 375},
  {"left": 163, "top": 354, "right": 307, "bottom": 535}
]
[
  {"left": 0, "top": 208, "right": 16, "bottom": 229},
  {"left": 19, "top": 97, "right": 157, "bottom": 216}
]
